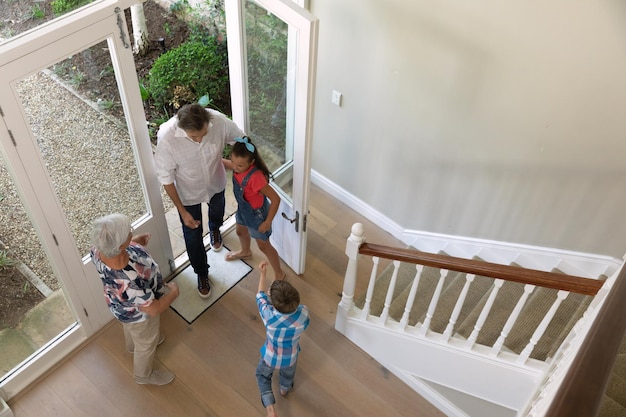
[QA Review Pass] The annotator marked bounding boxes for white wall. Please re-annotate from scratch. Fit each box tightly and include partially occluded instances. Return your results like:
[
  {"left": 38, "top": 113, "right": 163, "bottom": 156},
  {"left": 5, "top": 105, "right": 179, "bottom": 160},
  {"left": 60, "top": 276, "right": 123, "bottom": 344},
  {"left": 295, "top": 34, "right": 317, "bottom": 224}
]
[{"left": 309, "top": 0, "right": 626, "bottom": 258}]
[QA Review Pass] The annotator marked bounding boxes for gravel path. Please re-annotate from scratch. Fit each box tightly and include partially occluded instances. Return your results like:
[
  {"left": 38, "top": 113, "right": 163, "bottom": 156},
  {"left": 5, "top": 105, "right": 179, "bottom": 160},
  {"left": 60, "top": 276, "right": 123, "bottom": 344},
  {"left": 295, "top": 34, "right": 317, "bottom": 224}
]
[
  {"left": 1, "top": 68, "right": 278, "bottom": 292},
  {"left": 1, "top": 70, "right": 157, "bottom": 290}
]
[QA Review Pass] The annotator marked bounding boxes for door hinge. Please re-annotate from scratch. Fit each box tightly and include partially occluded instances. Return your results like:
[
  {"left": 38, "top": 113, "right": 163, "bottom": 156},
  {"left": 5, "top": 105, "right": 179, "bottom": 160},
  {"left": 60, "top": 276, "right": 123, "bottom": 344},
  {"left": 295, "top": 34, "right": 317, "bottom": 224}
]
[
  {"left": 83, "top": 307, "right": 89, "bottom": 317},
  {"left": 52, "top": 234, "right": 59, "bottom": 246},
  {"left": 0, "top": 105, "right": 4, "bottom": 117},
  {"left": 8, "top": 130, "right": 16, "bottom": 146},
  {"left": 303, "top": 211, "right": 308, "bottom": 232}
]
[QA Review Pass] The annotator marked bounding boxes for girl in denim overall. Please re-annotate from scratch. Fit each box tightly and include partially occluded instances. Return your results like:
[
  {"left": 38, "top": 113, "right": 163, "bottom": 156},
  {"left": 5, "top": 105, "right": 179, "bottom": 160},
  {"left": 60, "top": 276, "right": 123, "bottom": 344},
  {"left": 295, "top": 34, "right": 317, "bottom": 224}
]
[{"left": 223, "top": 137, "right": 286, "bottom": 281}]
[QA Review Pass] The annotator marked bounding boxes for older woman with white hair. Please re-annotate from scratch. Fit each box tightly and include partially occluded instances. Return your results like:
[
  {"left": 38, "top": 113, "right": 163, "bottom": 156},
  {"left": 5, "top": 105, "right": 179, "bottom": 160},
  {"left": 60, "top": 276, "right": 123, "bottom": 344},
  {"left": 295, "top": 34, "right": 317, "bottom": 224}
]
[{"left": 90, "top": 213, "right": 179, "bottom": 385}]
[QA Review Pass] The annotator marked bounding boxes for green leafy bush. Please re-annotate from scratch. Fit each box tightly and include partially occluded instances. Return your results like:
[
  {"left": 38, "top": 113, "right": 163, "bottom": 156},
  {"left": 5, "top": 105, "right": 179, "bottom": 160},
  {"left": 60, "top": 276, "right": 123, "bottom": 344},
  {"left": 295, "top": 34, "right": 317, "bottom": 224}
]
[
  {"left": 51, "top": 0, "right": 91, "bottom": 15},
  {"left": 0, "top": 250, "right": 15, "bottom": 269},
  {"left": 146, "top": 37, "right": 228, "bottom": 111}
]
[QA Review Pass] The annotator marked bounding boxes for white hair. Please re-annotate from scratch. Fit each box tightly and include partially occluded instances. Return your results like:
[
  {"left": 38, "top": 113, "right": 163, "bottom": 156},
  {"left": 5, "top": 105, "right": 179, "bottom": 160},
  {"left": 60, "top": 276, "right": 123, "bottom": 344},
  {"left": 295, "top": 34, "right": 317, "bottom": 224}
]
[{"left": 90, "top": 213, "right": 131, "bottom": 257}]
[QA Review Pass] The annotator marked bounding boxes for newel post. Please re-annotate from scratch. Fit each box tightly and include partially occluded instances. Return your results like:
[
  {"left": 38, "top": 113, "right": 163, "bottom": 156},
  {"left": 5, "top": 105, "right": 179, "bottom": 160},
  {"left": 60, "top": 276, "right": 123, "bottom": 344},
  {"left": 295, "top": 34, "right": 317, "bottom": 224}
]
[{"left": 335, "top": 223, "right": 366, "bottom": 334}]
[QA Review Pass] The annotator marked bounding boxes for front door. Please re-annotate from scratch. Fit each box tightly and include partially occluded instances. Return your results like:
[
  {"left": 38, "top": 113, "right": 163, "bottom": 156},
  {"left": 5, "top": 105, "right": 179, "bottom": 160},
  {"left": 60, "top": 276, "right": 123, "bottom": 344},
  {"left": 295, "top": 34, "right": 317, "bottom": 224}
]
[
  {"left": 225, "top": 0, "right": 318, "bottom": 274},
  {"left": 0, "top": 0, "right": 171, "bottom": 397}
]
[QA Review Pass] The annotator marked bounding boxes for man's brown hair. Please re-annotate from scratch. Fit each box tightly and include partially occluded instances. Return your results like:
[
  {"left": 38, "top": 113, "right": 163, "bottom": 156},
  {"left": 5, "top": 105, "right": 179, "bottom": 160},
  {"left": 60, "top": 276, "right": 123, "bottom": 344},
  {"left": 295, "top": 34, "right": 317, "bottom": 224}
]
[{"left": 177, "top": 103, "right": 211, "bottom": 131}]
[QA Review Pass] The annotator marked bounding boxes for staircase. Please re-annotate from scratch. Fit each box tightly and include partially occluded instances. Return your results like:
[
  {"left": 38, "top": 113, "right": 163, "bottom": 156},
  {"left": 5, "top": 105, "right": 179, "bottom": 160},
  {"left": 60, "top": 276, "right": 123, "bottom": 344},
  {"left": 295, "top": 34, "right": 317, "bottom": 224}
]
[{"left": 335, "top": 223, "right": 624, "bottom": 417}]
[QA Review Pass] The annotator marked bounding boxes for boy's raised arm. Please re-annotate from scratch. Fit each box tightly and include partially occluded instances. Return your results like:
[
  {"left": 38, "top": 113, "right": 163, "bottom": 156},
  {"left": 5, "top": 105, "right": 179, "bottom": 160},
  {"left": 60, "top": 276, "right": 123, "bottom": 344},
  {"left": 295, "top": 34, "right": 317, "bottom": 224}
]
[{"left": 258, "top": 260, "right": 269, "bottom": 293}]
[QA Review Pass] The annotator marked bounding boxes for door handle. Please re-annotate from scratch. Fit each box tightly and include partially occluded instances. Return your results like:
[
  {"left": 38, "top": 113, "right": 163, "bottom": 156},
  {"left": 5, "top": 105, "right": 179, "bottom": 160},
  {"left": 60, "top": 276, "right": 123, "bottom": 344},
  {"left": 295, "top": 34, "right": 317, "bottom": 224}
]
[{"left": 281, "top": 210, "right": 299, "bottom": 232}]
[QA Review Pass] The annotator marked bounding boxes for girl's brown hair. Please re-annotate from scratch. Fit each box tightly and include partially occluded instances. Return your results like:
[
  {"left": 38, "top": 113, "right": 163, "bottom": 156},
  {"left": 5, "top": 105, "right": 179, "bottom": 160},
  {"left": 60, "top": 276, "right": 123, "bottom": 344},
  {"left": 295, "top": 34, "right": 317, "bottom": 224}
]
[{"left": 231, "top": 136, "right": 273, "bottom": 181}]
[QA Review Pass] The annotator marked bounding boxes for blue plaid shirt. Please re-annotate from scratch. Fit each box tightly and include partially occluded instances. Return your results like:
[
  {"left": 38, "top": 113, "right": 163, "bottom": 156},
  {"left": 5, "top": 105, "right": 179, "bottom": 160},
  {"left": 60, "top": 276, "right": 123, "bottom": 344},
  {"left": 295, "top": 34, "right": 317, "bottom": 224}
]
[{"left": 256, "top": 291, "right": 310, "bottom": 368}]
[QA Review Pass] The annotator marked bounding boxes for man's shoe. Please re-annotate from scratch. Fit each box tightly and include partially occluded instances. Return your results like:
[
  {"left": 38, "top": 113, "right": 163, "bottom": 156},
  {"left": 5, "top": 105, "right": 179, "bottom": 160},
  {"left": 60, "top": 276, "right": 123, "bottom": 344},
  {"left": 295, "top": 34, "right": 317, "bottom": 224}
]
[
  {"left": 210, "top": 229, "right": 222, "bottom": 252},
  {"left": 128, "top": 334, "right": 165, "bottom": 353},
  {"left": 198, "top": 275, "right": 212, "bottom": 299},
  {"left": 135, "top": 369, "right": 175, "bottom": 385}
]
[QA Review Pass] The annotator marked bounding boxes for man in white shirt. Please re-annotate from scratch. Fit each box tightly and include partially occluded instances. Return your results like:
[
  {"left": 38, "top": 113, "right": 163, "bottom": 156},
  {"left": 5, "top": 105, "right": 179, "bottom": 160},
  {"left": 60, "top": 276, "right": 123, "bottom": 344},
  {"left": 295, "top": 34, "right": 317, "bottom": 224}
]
[{"left": 154, "top": 104, "right": 245, "bottom": 298}]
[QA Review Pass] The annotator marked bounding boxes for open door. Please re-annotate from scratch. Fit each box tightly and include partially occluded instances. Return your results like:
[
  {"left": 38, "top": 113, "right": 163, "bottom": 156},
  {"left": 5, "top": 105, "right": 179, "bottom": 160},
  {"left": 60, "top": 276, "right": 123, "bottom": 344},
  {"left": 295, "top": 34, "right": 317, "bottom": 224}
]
[
  {"left": 0, "top": 0, "right": 171, "bottom": 397},
  {"left": 225, "top": 0, "right": 318, "bottom": 274}
]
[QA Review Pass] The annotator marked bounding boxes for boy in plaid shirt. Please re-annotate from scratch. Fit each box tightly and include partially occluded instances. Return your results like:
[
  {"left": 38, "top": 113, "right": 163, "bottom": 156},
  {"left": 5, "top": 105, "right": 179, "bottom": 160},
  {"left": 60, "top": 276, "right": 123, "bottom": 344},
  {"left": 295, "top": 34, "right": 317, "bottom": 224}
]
[{"left": 255, "top": 261, "right": 310, "bottom": 417}]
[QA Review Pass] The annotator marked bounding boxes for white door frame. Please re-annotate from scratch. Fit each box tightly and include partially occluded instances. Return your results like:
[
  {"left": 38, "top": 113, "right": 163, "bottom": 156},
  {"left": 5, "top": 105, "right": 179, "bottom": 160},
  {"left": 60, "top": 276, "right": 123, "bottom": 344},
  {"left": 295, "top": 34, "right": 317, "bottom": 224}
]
[
  {"left": 224, "top": 0, "right": 318, "bottom": 274},
  {"left": 0, "top": 0, "right": 171, "bottom": 398}
]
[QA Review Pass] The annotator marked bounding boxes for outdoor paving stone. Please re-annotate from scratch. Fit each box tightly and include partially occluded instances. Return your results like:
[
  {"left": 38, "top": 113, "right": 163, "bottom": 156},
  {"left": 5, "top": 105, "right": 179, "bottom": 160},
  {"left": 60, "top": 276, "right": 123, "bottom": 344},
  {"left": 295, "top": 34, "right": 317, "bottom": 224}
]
[
  {"left": 20, "top": 290, "right": 73, "bottom": 347},
  {"left": 0, "top": 328, "right": 36, "bottom": 374}
]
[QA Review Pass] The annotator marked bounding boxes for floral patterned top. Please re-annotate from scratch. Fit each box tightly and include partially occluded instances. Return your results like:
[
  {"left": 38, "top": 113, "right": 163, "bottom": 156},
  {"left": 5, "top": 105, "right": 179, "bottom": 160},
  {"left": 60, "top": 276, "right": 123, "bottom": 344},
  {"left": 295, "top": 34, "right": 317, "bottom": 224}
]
[{"left": 90, "top": 242, "right": 163, "bottom": 323}]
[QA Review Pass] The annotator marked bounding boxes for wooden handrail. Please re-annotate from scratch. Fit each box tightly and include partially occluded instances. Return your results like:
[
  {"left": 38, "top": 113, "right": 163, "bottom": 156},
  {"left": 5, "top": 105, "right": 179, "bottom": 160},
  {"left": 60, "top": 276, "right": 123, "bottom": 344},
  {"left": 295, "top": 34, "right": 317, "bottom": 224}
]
[{"left": 359, "top": 243, "right": 604, "bottom": 296}]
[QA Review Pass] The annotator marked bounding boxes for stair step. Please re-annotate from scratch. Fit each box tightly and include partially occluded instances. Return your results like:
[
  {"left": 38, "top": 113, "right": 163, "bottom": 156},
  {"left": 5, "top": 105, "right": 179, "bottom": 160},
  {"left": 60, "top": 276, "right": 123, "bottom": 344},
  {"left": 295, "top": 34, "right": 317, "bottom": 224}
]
[
  {"left": 349, "top": 244, "right": 621, "bottom": 416},
  {"left": 605, "top": 362, "right": 626, "bottom": 406},
  {"left": 418, "top": 269, "right": 466, "bottom": 333},
  {"left": 598, "top": 394, "right": 626, "bottom": 417}
]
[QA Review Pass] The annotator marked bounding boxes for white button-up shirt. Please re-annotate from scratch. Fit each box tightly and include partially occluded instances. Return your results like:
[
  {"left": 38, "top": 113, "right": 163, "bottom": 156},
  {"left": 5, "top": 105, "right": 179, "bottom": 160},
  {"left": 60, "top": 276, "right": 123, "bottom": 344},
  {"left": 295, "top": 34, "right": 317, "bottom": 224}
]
[{"left": 154, "top": 109, "right": 245, "bottom": 206}]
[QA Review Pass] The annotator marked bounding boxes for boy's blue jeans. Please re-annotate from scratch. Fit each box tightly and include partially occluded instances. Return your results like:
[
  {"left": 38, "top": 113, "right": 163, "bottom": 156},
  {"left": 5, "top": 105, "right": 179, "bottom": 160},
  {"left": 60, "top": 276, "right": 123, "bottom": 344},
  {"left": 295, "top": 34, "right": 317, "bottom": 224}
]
[{"left": 255, "top": 357, "right": 297, "bottom": 407}]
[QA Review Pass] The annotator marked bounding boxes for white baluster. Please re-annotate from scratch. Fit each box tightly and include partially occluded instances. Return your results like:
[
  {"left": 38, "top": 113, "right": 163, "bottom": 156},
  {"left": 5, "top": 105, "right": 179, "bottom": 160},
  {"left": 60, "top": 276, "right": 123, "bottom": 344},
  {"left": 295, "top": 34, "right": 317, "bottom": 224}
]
[
  {"left": 443, "top": 273, "right": 475, "bottom": 341},
  {"left": 336, "top": 223, "right": 366, "bottom": 334},
  {"left": 490, "top": 284, "right": 535, "bottom": 356},
  {"left": 466, "top": 279, "right": 504, "bottom": 348},
  {"left": 381, "top": 260, "right": 401, "bottom": 323},
  {"left": 419, "top": 269, "right": 449, "bottom": 336},
  {"left": 361, "top": 256, "right": 380, "bottom": 320},
  {"left": 399, "top": 264, "right": 424, "bottom": 330},
  {"left": 517, "top": 290, "right": 569, "bottom": 364}
]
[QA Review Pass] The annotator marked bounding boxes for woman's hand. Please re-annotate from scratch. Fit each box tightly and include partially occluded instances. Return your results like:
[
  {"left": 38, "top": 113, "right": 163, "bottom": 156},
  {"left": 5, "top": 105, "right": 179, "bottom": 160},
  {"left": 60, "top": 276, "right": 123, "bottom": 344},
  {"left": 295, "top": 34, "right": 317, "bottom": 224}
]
[
  {"left": 131, "top": 233, "right": 151, "bottom": 246},
  {"left": 139, "top": 282, "right": 180, "bottom": 317}
]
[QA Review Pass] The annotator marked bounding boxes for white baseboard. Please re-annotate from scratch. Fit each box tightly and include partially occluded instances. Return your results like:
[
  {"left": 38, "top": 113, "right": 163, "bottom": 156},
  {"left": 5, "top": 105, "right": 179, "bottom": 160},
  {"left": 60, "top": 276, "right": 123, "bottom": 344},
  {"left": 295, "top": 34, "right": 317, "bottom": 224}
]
[
  {"left": 311, "top": 170, "right": 405, "bottom": 240},
  {"left": 0, "top": 398, "right": 14, "bottom": 417},
  {"left": 311, "top": 170, "right": 622, "bottom": 277}
]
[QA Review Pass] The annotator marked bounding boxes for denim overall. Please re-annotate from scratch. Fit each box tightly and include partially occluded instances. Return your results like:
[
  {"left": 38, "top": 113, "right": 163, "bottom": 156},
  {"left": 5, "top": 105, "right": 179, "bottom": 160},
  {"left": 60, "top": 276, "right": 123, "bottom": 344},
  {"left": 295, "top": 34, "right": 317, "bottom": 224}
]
[{"left": 233, "top": 167, "right": 272, "bottom": 241}]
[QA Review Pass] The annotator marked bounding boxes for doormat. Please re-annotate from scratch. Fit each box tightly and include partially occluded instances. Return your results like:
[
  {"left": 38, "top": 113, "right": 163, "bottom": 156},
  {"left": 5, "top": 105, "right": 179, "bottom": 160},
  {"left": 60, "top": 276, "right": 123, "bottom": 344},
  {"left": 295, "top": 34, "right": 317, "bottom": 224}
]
[{"left": 169, "top": 246, "right": 253, "bottom": 324}]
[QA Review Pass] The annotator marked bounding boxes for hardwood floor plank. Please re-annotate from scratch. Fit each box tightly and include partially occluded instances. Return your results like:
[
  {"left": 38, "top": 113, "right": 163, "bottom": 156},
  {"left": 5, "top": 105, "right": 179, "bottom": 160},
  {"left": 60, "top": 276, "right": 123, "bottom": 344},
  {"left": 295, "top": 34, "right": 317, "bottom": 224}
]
[
  {"left": 9, "top": 185, "right": 444, "bottom": 417},
  {"left": 216, "top": 278, "right": 425, "bottom": 417},
  {"left": 161, "top": 338, "right": 259, "bottom": 417},
  {"left": 215, "top": 285, "right": 367, "bottom": 417},
  {"left": 9, "top": 402, "right": 29, "bottom": 417},
  {"left": 69, "top": 343, "right": 168, "bottom": 417},
  {"left": 44, "top": 359, "right": 121, "bottom": 417},
  {"left": 11, "top": 381, "right": 78, "bottom": 417}
]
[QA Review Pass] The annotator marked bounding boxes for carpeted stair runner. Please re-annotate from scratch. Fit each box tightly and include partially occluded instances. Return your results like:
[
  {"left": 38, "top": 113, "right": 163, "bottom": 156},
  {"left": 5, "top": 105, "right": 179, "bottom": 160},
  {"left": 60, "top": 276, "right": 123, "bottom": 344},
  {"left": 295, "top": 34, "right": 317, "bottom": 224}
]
[
  {"left": 355, "top": 254, "right": 593, "bottom": 361},
  {"left": 353, "top": 249, "right": 625, "bottom": 416}
]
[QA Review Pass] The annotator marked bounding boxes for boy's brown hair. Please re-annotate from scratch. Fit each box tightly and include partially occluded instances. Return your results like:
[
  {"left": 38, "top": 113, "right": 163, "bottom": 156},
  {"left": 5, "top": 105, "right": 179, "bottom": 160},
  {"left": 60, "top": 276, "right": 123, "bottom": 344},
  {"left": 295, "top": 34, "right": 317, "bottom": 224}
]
[{"left": 269, "top": 280, "right": 300, "bottom": 314}]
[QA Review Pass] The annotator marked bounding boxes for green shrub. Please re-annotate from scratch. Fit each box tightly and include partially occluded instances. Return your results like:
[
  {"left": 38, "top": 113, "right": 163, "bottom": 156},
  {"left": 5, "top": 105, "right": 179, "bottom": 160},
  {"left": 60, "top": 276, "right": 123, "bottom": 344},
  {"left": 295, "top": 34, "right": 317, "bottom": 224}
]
[
  {"left": 51, "top": 0, "right": 91, "bottom": 15},
  {"left": 0, "top": 250, "right": 15, "bottom": 269},
  {"left": 146, "top": 37, "right": 228, "bottom": 111},
  {"left": 29, "top": 4, "right": 46, "bottom": 20}
]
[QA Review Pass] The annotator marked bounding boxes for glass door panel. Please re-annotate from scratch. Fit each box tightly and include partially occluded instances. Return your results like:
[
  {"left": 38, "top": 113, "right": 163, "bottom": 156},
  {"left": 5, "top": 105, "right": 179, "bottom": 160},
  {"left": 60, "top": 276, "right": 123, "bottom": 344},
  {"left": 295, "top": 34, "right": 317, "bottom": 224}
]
[
  {"left": 0, "top": 6, "right": 172, "bottom": 397},
  {"left": 0, "top": 156, "right": 76, "bottom": 381},
  {"left": 226, "top": 0, "right": 317, "bottom": 273},
  {"left": 15, "top": 51, "right": 148, "bottom": 258},
  {"left": 245, "top": 0, "right": 291, "bottom": 197}
]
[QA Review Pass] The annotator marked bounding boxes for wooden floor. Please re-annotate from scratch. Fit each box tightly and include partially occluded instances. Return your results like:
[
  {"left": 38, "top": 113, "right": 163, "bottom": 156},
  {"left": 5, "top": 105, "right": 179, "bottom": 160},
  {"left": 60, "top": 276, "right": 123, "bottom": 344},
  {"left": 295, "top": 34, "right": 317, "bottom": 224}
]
[{"left": 9, "top": 185, "right": 445, "bottom": 417}]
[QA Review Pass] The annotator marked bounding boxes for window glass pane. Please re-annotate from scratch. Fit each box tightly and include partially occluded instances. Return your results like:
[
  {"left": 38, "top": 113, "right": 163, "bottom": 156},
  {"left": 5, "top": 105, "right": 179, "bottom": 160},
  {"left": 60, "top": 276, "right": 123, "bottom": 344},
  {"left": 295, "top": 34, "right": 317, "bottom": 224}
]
[
  {"left": 15, "top": 43, "right": 148, "bottom": 256},
  {"left": 245, "top": 0, "right": 290, "bottom": 194},
  {"left": 0, "top": 157, "right": 76, "bottom": 380}
]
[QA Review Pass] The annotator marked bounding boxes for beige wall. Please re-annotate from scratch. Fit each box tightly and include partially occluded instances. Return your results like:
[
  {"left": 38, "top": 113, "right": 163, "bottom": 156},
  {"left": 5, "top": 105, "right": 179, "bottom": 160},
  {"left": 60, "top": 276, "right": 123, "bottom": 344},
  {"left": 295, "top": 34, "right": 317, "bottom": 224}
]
[{"left": 310, "top": 0, "right": 626, "bottom": 257}]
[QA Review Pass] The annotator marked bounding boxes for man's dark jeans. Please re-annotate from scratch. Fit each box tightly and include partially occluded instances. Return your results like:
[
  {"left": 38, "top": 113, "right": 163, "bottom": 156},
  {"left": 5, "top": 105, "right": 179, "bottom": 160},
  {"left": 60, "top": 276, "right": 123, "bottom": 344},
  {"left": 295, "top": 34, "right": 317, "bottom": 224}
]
[{"left": 180, "top": 190, "right": 225, "bottom": 278}]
